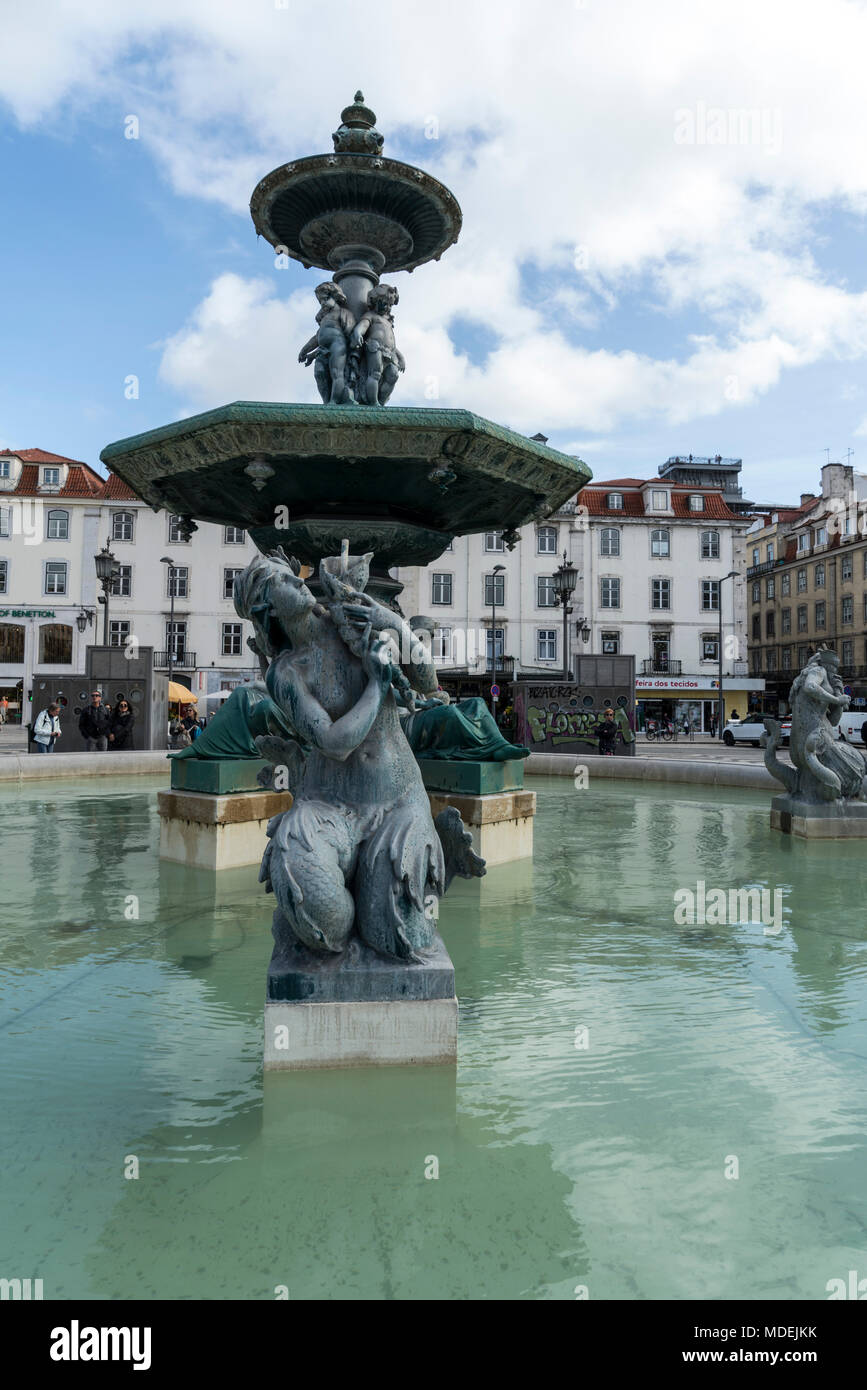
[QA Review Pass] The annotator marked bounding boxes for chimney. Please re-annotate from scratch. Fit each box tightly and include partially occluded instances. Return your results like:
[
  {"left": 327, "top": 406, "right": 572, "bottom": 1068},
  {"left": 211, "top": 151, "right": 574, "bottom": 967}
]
[
  {"left": 800, "top": 492, "right": 815, "bottom": 506},
  {"left": 822, "top": 462, "right": 852, "bottom": 499}
]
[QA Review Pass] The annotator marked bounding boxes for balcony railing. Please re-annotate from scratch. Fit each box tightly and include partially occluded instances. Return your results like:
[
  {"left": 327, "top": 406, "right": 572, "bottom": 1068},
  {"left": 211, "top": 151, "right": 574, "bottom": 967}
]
[
  {"left": 485, "top": 656, "right": 516, "bottom": 676},
  {"left": 154, "top": 650, "right": 197, "bottom": 669},
  {"left": 746, "top": 559, "right": 777, "bottom": 578},
  {"left": 641, "top": 659, "right": 682, "bottom": 675}
]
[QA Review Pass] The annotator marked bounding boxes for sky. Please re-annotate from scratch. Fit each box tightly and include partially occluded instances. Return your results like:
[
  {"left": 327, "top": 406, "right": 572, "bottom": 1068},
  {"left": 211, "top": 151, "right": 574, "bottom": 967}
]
[{"left": 3, "top": 0, "right": 867, "bottom": 504}]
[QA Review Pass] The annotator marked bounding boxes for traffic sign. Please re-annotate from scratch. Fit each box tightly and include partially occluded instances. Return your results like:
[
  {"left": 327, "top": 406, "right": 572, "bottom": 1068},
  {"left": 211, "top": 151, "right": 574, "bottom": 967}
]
[{"left": 490, "top": 684, "right": 500, "bottom": 699}]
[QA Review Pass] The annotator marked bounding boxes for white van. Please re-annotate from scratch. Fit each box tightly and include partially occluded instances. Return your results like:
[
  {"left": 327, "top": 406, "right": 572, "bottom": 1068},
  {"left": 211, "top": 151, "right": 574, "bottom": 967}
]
[{"left": 837, "top": 714, "right": 867, "bottom": 746}]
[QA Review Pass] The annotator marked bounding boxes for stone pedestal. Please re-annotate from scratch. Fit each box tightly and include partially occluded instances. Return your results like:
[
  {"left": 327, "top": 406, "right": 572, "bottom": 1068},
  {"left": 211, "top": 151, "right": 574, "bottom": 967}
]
[
  {"left": 427, "top": 788, "right": 536, "bottom": 866},
  {"left": 770, "top": 793, "right": 867, "bottom": 838},
  {"left": 158, "top": 787, "right": 292, "bottom": 870},
  {"left": 264, "top": 925, "right": 458, "bottom": 1070},
  {"left": 416, "top": 757, "right": 525, "bottom": 796}
]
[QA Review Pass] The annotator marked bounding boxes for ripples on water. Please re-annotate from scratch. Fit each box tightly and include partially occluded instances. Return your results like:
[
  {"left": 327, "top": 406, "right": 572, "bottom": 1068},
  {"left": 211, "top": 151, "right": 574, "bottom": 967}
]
[{"left": 0, "top": 775, "right": 865, "bottom": 1299}]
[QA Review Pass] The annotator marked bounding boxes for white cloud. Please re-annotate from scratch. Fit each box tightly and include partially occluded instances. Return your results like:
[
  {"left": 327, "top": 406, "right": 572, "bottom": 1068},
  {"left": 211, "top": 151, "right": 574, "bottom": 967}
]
[{"left": 6, "top": 0, "right": 867, "bottom": 448}]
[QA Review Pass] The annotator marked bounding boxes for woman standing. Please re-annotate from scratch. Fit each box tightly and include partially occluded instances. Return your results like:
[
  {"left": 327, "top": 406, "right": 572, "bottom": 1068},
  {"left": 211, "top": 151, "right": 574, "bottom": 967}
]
[{"left": 109, "top": 699, "right": 135, "bottom": 750}]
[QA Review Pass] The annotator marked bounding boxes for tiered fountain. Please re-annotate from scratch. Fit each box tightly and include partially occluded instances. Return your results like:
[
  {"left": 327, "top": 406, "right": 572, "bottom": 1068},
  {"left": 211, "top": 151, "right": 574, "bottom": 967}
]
[{"left": 101, "top": 94, "right": 590, "bottom": 1069}]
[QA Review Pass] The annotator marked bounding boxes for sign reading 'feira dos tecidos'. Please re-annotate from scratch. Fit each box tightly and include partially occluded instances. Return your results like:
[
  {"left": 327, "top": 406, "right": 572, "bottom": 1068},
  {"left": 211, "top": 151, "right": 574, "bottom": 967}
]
[{"left": 0, "top": 609, "right": 57, "bottom": 618}]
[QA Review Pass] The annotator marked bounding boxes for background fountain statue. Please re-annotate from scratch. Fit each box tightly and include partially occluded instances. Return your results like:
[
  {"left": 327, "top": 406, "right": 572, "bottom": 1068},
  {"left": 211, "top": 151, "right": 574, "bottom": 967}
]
[
  {"left": 765, "top": 648, "right": 867, "bottom": 836},
  {"left": 232, "top": 544, "right": 484, "bottom": 965},
  {"left": 297, "top": 282, "right": 356, "bottom": 404}
]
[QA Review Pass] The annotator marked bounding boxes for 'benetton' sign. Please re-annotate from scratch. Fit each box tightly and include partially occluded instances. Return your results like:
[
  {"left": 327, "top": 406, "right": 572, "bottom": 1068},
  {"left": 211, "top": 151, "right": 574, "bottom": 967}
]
[{"left": 0, "top": 609, "right": 56, "bottom": 618}]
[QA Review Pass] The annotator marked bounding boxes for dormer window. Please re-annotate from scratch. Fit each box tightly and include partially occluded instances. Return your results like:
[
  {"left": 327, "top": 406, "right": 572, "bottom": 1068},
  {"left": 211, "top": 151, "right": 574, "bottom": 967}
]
[
  {"left": 688, "top": 494, "right": 704, "bottom": 512},
  {"left": 815, "top": 526, "right": 827, "bottom": 545},
  {"left": 0, "top": 460, "right": 10, "bottom": 479},
  {"left": 0, "top": 456, "right": 23, "bottom": 490},
  {"left": 797, "top": 533, "right": 809, "bottom": 553},
  {"left": 651, "top": 490, "right": 668, "bottom": 509},
  {"left": 42, "top": 467, "right": 61, "bottom": 488},
  {"left": 607, "top": 492, "right": 624, "bottom": 510}
]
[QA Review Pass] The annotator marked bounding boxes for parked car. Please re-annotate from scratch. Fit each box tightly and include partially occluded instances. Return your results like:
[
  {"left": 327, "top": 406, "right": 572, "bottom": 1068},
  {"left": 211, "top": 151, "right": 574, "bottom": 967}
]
[
  {"left": 722, "top": 716, "right": 791, "bottom": 748},
  {"left": 837, "top": 714, "right": 867, "bottom": 746}
]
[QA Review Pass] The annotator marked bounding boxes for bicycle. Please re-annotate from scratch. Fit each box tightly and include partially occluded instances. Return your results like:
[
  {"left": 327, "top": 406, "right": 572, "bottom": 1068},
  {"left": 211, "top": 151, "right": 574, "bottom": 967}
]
[{"left": 645, "top": 719, "right": 674, "bottom": 742}]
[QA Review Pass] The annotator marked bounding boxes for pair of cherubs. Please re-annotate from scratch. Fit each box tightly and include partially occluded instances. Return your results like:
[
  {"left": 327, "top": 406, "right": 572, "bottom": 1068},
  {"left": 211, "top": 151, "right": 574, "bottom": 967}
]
[{"left": 298, "top": 281, "right": 405, "bottom": 406}]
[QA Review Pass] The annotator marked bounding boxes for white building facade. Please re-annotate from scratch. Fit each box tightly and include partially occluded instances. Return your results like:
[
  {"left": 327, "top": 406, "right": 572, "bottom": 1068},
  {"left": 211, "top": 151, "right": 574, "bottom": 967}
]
[
  {"left": 0, "top": 449, "right": 259, "bottom": 716},
  {"left": 396, "top": 473, "right": 762, "bottom": 731}
]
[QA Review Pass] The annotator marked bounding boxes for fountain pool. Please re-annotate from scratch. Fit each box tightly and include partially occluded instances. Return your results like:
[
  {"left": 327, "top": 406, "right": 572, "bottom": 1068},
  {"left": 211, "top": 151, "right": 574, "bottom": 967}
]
[{"left": 1, "top": 774, "right": 865, "bottom": 1300}]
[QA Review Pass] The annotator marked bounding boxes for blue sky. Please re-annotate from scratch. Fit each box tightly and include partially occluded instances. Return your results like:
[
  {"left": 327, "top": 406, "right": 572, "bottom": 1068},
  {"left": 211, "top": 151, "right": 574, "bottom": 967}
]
[{"left": 3, "top": 0, "right": 867, "bottom": 504}]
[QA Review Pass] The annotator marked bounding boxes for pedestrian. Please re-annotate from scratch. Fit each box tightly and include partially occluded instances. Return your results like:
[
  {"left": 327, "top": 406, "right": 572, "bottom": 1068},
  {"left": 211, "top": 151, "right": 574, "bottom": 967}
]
[
  {"left": 595, "top": 706, "right": 619, "bottom": 756},
  {"left": 78, "top": 690, "right": 111, "bottom": 751},
  {"left": 108, "top": 698, "right": 136, "bottom": 750},
  {"left": 710, "top": 709, "right": 718, "bottom": 738},
  {"left": 181, "top": 704, "right": 201, "bottom": 741},
  {"left": 0, "top": 695, "right": 8, "bottom": 725},
  {"left": 34, "top": 702, "right": 61, "bottom": 753}
]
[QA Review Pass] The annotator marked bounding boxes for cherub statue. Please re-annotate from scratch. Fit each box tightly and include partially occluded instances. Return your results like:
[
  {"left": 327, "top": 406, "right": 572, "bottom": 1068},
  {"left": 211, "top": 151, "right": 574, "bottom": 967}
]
[
  {"left": 298, "top": 281, "right": 356, "bottom": 404},
  {"left": 233, "top": 543, "right": 483, "bottom": 965},
  {"left": 349, "top": 283, "right": 405, "bottom": 405}
]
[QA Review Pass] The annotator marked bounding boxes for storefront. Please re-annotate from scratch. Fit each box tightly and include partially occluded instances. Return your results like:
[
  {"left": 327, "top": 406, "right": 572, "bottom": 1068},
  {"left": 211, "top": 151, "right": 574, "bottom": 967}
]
[
  {"left": 0, "top": 607, "right": 80, "bottom": 723},
  {"left": 635, "top": 674, "right": 766, "bottom": 732}
]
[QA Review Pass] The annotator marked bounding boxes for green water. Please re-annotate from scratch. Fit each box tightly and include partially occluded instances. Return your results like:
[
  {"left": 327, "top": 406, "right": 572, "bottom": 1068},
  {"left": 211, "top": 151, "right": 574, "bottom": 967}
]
[{"left": 1, "top": 774, "right": 865, "bottom": 1300}]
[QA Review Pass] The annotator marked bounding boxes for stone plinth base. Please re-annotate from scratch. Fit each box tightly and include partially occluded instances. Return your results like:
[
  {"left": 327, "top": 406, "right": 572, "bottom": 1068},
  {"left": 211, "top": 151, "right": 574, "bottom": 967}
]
[
  {"left": 427, "top": 789, "right": 536, "bottom": 866},
  {"left": 770, "top": 793, "right": 867, "bottom": 838},
  {"left": 158, "top": 787, "right": 291, "bottom": 870},
  {"left": 169, "top": 756, "right": 271, "bottom": 793},
  {"left": 417, "top": 757, "right": 525, "bottom": 796},
  {"left": 264, "top": 926, "right": 457, "bottom": 1070}
]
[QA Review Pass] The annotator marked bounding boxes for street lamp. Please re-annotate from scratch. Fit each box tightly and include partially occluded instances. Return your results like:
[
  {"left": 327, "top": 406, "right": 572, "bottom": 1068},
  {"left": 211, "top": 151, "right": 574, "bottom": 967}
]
[
  {"left": 94, "top": 541, "right": 120, "bottom": 646},
  {"left": 552, "top": 551, "right": 579, "bottom": 680},
  {"left": 161, "top": 556, "right": 177, "bottom": 692},
  {"left": 489, "top": 563, "right": 506, "bottom": 714},
  {"left": 717, "top": 570, "right": 739, "bottom": 738},
  {"left": 76, "top": 608, "right": 95, "bottom": 634},
  {"left": 576, "top": 617, "right": 591, "bottom": 644}
]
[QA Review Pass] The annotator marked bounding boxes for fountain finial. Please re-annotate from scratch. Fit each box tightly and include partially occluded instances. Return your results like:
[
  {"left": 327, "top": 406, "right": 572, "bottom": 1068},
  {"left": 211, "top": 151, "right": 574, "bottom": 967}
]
[{"left": 333, "top": 92, "right": 384, "bottom": 155}]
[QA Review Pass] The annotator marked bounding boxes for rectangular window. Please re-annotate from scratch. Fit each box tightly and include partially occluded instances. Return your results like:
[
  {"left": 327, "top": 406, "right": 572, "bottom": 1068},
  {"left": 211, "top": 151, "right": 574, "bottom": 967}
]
[
  {"left": 0, "top": 460, "right": 9, "bottom": 479},
  {"left": 651, "top": 529, "right": 670, "bottom": 558},
  {"left": 797, "top": 605, "right": 808, "bottom": 632},
  {"left": 109, "top": 620, "right": 130, "bottom": 648},
  {"left": 782, "top": 647, "right": 792, "bottom": 671},
  {"left": 797, "top": 568, "right": 807, "bottom": 592},
  {"left": 651, "top": 577, "right": 671, "bottom": 609},
  {"left": 112, "top": 511, "right": 134, "bottom": 542},
  {"left": 224, "top": 526, "right": 245, "bottom": 544},
  {"left": 537, "top": 526, "right": 557, "bottom": 553},
  {"left": 752, "top": 614, "right": 761, "bottom": 640},
  {"left": 43, "top": 467, "right": 60, "bottom": 487},
  {"left": 607, "top": 493, "right": 623, "bottom": 510},
  {"left": 798, "top": 645, "right": 807, "bottom": 667},
  {"left": 689, "top": 494, "right": 704, "bottom": 511},
  {"left": 797, "top": 533, "right": 809, "bottom": 553},
  {"left": 751, "top": 581, "right": 760, "bottom": 603},
  {"left": 431, "top": 573, "right": 452, "bottom": 606},
  {"left": 816, "top": 526, "right": 827, "bottom": 545},
  {"left": 111, "top": 564, "right": 132, "bottom": 597},
  {"left": 44, "top": 561, "right": 67, "bottom": 595},
  {"left": 222, "top": 623, "right": 243, "bottom": 656},
  {"left": 600, "top": 528, "right": 620, "bottom": 556},
  {"left": 752, "top": 547, "right": 760, "bottom": 566},
  {"left": 701, "top": 580, "right": 719, "bottom": 611},
  {"left": 600, "top": 577, "right": 620, "bottom": 608},
  {"left": 781, "top": 608, "right": 791, "bottom": 634},
  {"left": 601, "top": 631, "right": 619, "bottom": 654},
  {"left": 484, "top": 572, "right": 505, "bottom": 606},
  {"left": 814, "top": 562, "right": 825, "bottom": 588},
  {"left": 166, "top": 621, "right": 187, "bottom": 660},
  {"left": 223, "top": 567, "right": 242, "bottom": 600},
  {"left": 537, "top": 629, "right": 557, "bottom": 661},
  {"left": 766, "top": 649, "right": 777, "bottom": 671},
  {"left": 702, "top": 634, "right": 719, "bottom": 661},
  {"left": 766, "top": 612, "right": 776, "bottom": 637},
  {"left": 701, "top": 530, "right": 720, "bottom": 559},
  {"left": 842, "top": 639, "right": 854, "bottom": 666},
  {"left": 841, "top": 553, "right": 853, "bottom": 582},
  {"left": 537, "top": 575, "right": 556, "bottom": 607},
  {"left": 484, "top": 532, "right": 504, "bottom": 552},
  {"left": 815, "top": 601, "right": 826, "bottom": 629},
  {"left": 168, "top": 515, "right": 190, "bottom": 544},
  {"left": 486, "top": 627, "right": 505, "bottom": 670},
  {"left": 842, "top": 595, "right": 854, "bottom": 624},
  {"left": 766, "top": 543, "right": 774, "bottom": 563},
  {"left": 46, "top": 510, "right": 68, "bottom": 540},
  {"left": 0, "top": 505, "right": 10, "bottom": 538},
  {"left": 433, "top": 627, "right": 452, "bottom": 661},
  {"left": 0, "top": 560, "right": 7, "bottom": 594},
  {"left": 766, "top": 577, "right": 775, "bottom": 599},
  {"left": 167, "top": 566, "right": 188, "bottom": 598},
  {"left": 781, "top": 572, "right": 790, "bottom": 596},
  {"left": 652, "top": 490, "right": 667, "bottom": 508}
]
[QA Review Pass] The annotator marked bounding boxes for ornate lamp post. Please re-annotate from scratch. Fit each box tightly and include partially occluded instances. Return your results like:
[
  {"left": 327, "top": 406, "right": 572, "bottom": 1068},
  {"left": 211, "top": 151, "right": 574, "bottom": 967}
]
[
  {"left": 161, "top": 556, "right": 177, "bottom": 691},
  {"left": 552, "top": 552, "right": 579, "bottom": 680},
  {"left": 489, "top": 562, "right": 506, "bottom": 716},
  {"left": 94, "top": 542, "right": 120, "bottom": 647},
  {"left": 75, "top": 608, "right": 95, "bottom": 634},
  {"left": 717, "top": 570, "right": 738, "bottom": 737}
]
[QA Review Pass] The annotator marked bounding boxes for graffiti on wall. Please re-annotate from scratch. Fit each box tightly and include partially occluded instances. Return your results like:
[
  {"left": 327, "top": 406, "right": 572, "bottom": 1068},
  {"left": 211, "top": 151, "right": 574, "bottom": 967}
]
[{"left": 516, "top": 684, "right": 635, "bottom": 752}]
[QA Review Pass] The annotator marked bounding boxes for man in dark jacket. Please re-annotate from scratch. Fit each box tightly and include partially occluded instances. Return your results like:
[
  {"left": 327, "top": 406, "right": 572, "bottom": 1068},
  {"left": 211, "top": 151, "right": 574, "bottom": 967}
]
[
  {"left": 79, "top": 690, "right": 111, "bottom": 751},
  {"left": 595, "top": 706, "right": 619, "bottom": 756}
]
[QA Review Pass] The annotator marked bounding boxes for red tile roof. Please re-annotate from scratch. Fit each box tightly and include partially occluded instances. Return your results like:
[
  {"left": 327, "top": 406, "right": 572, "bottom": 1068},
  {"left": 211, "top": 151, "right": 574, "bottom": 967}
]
[
  {"left": 0, "top": 448, "right": 87, "bottom": 465},
  {"left": 578, "top": 478, "right": 742, "bottom": 520},
  {"left": 102, "top": 473, "right": 138, "bottom": 500},
  {"left": 5, "top": 462, "right": 105, "bottom": 498}
]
